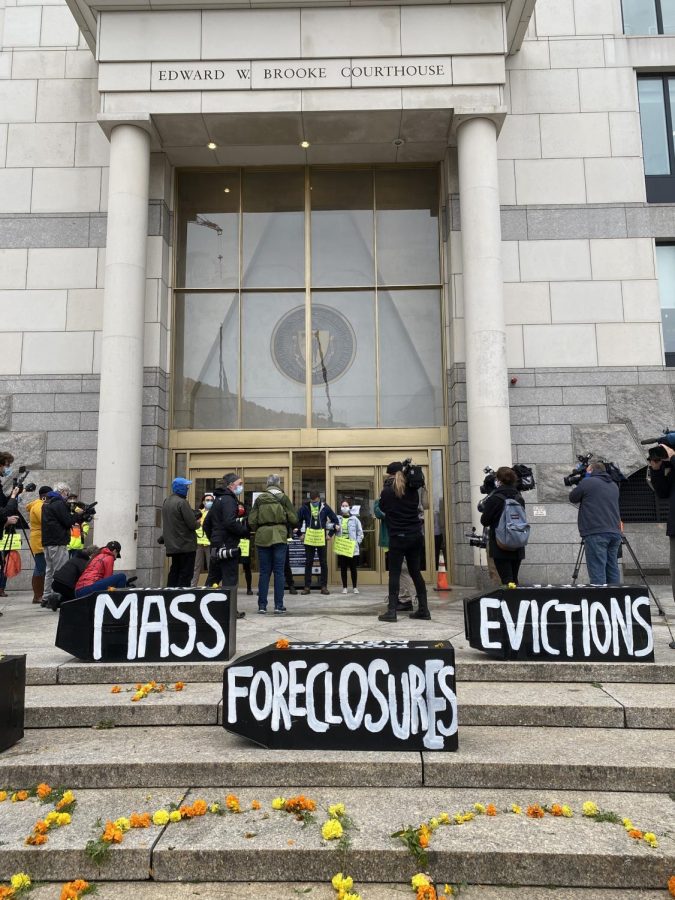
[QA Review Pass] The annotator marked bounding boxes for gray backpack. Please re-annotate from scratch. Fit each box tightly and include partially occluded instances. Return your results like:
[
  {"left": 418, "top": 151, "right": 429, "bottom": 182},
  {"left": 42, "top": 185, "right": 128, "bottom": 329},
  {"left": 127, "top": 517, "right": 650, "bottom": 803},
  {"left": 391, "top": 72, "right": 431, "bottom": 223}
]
[{"left": 495, "top": 498, "right": 530, "bottom": 551}]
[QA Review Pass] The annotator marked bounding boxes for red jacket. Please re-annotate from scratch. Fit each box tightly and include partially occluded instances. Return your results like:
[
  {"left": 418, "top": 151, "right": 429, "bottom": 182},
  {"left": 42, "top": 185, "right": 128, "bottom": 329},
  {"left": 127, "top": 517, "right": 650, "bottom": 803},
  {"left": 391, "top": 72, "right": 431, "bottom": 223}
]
[{"left": 76, "top": 548, "right": 116, "bottom": 591}]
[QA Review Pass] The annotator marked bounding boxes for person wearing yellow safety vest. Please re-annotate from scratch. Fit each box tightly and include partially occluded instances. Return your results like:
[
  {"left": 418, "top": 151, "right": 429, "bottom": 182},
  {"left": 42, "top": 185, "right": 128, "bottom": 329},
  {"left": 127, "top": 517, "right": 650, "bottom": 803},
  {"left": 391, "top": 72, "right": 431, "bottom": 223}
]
[
  {"left": 26, "top": 485, "right": 52, "bottom": 603},
  {"left": 298, "top": 489, "right": 340, "bottom": 595},
  {"left": 191, "top": 492, "right": 214, "bottom": 588},
  {"left": 68, "top": 512, "right": 90, "bottom": 557}
]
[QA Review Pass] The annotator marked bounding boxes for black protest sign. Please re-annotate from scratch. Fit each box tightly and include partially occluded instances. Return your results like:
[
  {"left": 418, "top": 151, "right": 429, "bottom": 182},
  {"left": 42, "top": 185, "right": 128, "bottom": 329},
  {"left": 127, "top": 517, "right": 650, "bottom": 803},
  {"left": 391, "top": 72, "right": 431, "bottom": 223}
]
[
  {"left": 464, "top": 586, "right": 654, "bottom": 662},
  {"left": 55, "top": 588, "right": 236, "bottom": 662},
  {"left": 0, "top": 654, "right": 25, "bottom": 752},
  {"left": 223, "top": 639, "right": 458, "bottom": 751}
]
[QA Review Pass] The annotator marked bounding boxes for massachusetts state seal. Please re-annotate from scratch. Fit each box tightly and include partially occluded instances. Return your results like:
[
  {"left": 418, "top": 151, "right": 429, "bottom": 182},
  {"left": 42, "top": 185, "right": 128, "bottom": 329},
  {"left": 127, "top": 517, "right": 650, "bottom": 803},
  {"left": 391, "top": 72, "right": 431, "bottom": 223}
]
[{"left": 271, "top": 305, "right": 356, "bottom": 385}]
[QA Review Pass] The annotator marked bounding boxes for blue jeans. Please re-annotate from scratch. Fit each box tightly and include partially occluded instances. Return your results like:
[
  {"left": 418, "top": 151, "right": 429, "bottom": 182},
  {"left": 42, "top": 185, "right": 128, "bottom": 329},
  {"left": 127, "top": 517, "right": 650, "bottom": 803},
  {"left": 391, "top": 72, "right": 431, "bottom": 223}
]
[
  {"left": 257, "top": 543, "right": 286, "bottom": 609},
  {"left": 33, "top": 552, "right": 46, "bottom": 577},
  {"left": 584, "top": 532, "right": 621, "bottom": 585},
  {"left": 75, "top": 572, "right": 127, "bottom": 598}
]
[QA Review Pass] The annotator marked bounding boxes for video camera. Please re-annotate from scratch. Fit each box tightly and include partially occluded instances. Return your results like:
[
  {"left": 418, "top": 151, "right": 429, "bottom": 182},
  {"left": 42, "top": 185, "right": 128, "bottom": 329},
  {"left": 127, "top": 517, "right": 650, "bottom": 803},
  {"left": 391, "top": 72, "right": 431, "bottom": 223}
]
[
  {"left": 402, "top": 458, "right": 426, "bottom": 490},
  {"left": 563, "top": 453, "right": 625, "bottom": 487},
  {"left": 479, "top": 464, "right": 535, "bottom": 495},
  {"left": 465, "top": 526, "right": 488, "bottom": 549},
  {"left": 12, "top": 466, "right": 36, "bottom": 496},
  {"left": 70, "top": 500, "right": 97, "bottom": 523},
  {"left": 640, "top": 428, "right": 675, "bottom": 461}
]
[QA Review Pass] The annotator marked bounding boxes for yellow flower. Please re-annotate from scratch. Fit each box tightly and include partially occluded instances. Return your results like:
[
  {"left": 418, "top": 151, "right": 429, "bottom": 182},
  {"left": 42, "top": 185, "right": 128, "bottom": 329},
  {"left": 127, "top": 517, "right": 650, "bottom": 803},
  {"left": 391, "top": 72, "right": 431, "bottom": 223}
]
[
  {"left": 411, "top": 874, "right": 431, "bottom": 889},
  {"left": 444, "top": 887, "right": 454, "bottom": 896},
  {"left": 271, "top": 797, "right": 285, "bottom": 810},
  {"left": 209, "top": 804, "right": 220, "bottom": 815},
  {"left": 56, "top": 812, "right": 71, "bottom": 826},
  {"left": 169, "top": 810, "right": 182, "bottom": 822},
  {"left": 332, "top": 874, "right": 354, "bottom": 892},
  {"left": 510, "top": 804, "right": 522, "bottom": 815},
  {"left": 152, "top": 809, "right": 170, "bottom": 826},
  {"left": 438, "top": 812, "right": 449, "bottom": 824},
  {"left": 582, "top": 801, "right": 598, "bottom": 817},
  {"left": 429, "top": 817, "right": 440, "bottom": 830},
  {"left": 0, "top": 791, "right": 6, "bottom": 802},
  {"left": 328, "top": 803, "right": 346, "bottom": 819},
  {"left": 643, "top": 832, "right": 658, "bottom": 848},
  {"left": 132, "top": 691, "right": 144, "bottom": 702},
  {"left": 321, "top": 819, "right": 343, "bottom": 840},
  {"left": 342, "top": 894, "right": 361, "bottom": 900},
  {"left": 622, "top": 818, "right": 633, "bottom": 830},
  {"left": 561, "top": 805, "right": 573, "bottom": 818},
  {"left": 45, "top": 811, "right": 59, "bottom": 825},
  {"left": 114, "top": 817, "right": 130, "bottom": 832},
  {"left": 473, "top": 803, "right": 486, "bottom": 814},
  {"left": 10, "top": 874, "right": 31, "bottom": 891}
]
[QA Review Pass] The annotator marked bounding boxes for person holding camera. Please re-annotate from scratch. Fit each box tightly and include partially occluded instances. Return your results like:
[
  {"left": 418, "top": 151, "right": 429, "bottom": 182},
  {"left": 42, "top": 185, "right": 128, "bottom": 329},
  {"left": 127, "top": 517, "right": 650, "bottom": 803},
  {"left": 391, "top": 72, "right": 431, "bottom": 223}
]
[
  {"left": 248, "top": 474, "right": 298, "bottom": 614},
  {"left": 161, "top": 477, "right": 200, "bottom": 587},
  {"left": 0, "top": 452, "right": 21, "bottom": 599},
  {"left": 479, "top": 467, "right": 527, "bottom": 586},
  {"left": 26, "top": 485, "right": 52, "bottom": 603},
  {"left": 41, "top": 483, "right": 82, "bottom": 606},
  {"left": 648, "top": 443, "right": 675, "bottom": 597},
  {"left": 203, "top": 473, "right": 249, "bottom": 618},
  {"left": 568, "top": 460, "right": 622, "bottom": 585},
  {"left": 378, "top": 461, "right": 429, "bottom": 623}
]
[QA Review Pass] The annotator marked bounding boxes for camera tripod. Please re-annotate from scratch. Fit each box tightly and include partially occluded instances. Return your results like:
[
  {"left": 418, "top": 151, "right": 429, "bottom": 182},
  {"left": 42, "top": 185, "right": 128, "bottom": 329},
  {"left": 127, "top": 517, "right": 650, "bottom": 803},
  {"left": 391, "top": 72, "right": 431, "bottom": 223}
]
[{"left": 571, "top": 534, "right": 675, "bottom": 648}]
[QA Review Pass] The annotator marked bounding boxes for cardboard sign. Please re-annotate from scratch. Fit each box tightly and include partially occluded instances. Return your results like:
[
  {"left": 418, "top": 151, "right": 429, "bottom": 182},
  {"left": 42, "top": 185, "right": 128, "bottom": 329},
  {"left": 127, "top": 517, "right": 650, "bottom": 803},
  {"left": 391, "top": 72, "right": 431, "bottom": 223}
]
[
  {"left": 223, "top": 639, "right": 457, "bottom": 751},
  {"left": 464, "top": 586, "right": 654, "bottom": 662},
  {"left": 303, "top": 528, "right": 326, "bottom": 547},
  {"left": 333, "top": 535, "right": 356, "bottom": 557},
  {"left": 0, "top": 654, "right": 25, "bottom": 752},
  {"left": 55, "top": 588, "right": 236, "bottom": 663},
  {"left": 238, "top": 538, "right": 250, "bottom": 558}
]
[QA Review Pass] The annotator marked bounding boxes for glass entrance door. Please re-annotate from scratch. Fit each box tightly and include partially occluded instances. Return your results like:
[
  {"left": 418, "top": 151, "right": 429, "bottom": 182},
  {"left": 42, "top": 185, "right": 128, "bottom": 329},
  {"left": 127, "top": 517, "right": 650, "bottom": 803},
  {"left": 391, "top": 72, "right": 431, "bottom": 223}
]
[{"left": 330, "top": 467, "right": 379, "bottom": 585}]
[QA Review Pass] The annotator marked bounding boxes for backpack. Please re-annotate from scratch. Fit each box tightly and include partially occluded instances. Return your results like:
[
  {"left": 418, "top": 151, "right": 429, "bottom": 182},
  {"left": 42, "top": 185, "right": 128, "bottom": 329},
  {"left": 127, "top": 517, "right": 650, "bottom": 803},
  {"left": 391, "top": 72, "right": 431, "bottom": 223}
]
[
  {"left": 403, "top": 461, "right": 425, "bottom": 490},
  {"left": 495, "top": 498, "right": 530, "bottom": 551}
]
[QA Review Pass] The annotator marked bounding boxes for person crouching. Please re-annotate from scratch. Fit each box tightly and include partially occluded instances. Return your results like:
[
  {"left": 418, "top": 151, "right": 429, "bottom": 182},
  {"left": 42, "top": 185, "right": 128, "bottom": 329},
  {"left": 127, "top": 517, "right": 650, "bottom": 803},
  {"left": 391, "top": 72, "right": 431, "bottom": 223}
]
[{"left": 74, "top": 540, "right": 128, "bottom": 598}]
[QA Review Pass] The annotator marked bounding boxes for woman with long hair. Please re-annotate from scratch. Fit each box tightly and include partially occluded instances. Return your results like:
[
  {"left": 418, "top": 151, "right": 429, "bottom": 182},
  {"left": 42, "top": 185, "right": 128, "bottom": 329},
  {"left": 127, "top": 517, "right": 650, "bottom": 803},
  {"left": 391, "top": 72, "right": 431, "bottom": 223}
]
[
  {"left": 377, "top": 461, "right": 429, "bottom": 622},
  {"left": 480, "top": 466, "right": 526, "bottom": 585}
]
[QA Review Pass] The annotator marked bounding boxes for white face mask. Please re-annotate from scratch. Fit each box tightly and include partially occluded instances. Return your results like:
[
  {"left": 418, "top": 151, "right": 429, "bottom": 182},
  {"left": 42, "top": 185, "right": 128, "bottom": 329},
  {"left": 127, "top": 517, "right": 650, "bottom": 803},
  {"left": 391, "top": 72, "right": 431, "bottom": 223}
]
[
  {"left": 341, "top": 506, "right": 350, "bottom": 514},
  {"left": 204, "top": 500, "right": 214, "bottom": 509}
]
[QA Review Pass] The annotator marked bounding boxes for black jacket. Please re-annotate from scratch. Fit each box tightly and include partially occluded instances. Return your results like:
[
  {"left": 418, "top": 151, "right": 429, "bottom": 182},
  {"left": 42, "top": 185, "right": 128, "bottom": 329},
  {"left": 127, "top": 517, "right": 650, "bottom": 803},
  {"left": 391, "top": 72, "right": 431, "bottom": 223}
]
[
  {"left": 650, "top": 463, "right": 675, "bottom": 536},
  {"left": 0, "top": 486, "right": 18, "bottom": 529},
  {"left": 53, "top": 551, "right": 91, "bottom": 591},
  {"left": 480, "top": 486, "right": 526, "bottom": 561},
  {"left": 203, "top": 486, "right": 248, "bottom": 549},
  {"left": 569, "top": 472, "right": 621, "bottom": 538},
  {"left": 379, "top": 480, "right": 421, "bottom": 535},
  {"left": 41, "top": 495, "right": 77, "bottom": 547}
]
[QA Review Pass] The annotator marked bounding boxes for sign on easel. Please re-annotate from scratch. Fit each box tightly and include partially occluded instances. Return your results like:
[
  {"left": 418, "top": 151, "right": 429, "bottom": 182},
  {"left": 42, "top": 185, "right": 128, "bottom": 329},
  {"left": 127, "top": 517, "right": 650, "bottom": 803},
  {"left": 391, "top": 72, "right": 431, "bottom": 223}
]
[
  {"left": 55, "top": 588, "right": 236, "bottom": 662},
  {"left": 464, "top": 586, "right": 654, "bottom": 662},
  {"left": 223, "top": 639, "right": 458, "bottom": 751}
]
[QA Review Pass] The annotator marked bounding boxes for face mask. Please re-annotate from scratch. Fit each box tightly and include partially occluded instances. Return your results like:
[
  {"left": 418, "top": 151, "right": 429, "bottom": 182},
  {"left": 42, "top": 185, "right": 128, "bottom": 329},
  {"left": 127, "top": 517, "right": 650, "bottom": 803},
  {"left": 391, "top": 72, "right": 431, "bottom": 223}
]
[
  {"left": 341, "top": 506, "right": 350, "bottom": 514},
  {"left": 234, "top": 484, "right": 244, "bottom": 496},
  {"left": 204, "top": 500, "right": 213, "bottom": 509},
  {"left": 3, "top": 467, "right": 12, "bottom": 477}
]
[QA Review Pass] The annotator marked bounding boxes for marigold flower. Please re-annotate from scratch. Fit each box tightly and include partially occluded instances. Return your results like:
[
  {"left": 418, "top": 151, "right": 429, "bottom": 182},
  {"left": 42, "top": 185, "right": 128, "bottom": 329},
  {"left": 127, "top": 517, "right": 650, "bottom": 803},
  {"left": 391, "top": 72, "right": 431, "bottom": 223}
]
[
  {"left": 0, "top": 886, "right": 14, "bottom": 900},
  {"left": 628, "top": 829, "right": 643, "bottom": 840},
  {"left": 10, "top": 874, "right": 31, "bottom": 891},
  {"left": 643, "top": 832, "right": 658, "bottom": 848},
  {"left": 102, "top": 821, "right": 123, "bottom": 843},
  {"left": 12, "top": 791, "right": 28, "bottom": 802},
  {"left": 251, "top": 800, "right": 261, "bottom": 810},
  {"left": 561, "top": 805, "right": 573, "bottom": 818},
  {"left": 56, "top": 813, "right": 71, "bottom": 826},
  {"left": 169, "top": 810, "right": 182, "bottom": 822},
  {"left": 114, "top": 817, "right": 130, "bottom": 832},
  {"left": 284, "top": 795, "right": 316, "bottom": 814},
  {"left": 60, "top": 879, "right": 90, "bottom": 900},
  {"left": 129, "top": 812, "right": 151, "bottom": 828},
  {"left": 152, "top": 810, "right": 170, "bottom": 826},
  {"left": 174, "top": 682, "right": 185, "bottom": 691},
  {"left": 411, "top": 874, "right": 431, "bottom": 889},
  {"left": 582, "top": 801, "right": 598, "bottom": 818},
  {"left": 332, "top": 873, "right": 354, "bottom": 892},
  {"left": 526, "top": 804, "right": 545, "bottom": 819},
  {"left": 275, "top": 638, "right": 290, "bottom": 649},
  {"left": 550, "top": 804, "right": 563, "bottom": 817},
  {"left": 511, "top": 804, "right": 522, "bottom": 815},
  {"left": 321, "top": 819, "right": 343, "bottom": 840},
  {"left": 271, "top": 797, "right": 285, "bottom": 810},
  {"left": 45, "top": 811, "right": 59, "bottom": 825},
  {"left": 36, "top": 783, "right": 52, "bottom": 799},
  {"left": 209, "top": 804, "right": 220, "bottom": 815},
  {"left": 33, "top": 820, "right": 49, "bottom": 835},
  {"left": 131, "top": 692, "right": 144, "bottom": 702},
  {"left": 0, "top": 791, "right": 7, "bottom": 802},
  {"left": 473, "top": 803, "right": 485, "bottom": 814},
  {"left": 622, "top": 818, "right": 633, "bottom": 830},
  {"left": 485, "top": 804, "right": 497, "bottom": 817},
  {"left": 25, "top": 833, "right": 47, "bottom": 845},
  {"left": 444, "top": 886, "right": 454, "bottom": 896},
  {"left": 342, "top": 894, "right": 362, "bottom": 900},
  {"left": 328, "top": 803, "right": 346, "bottom": 818},
  {"left": 416, "top": 886, "right": 437, "bottom": 900},
  {"left": 111, "top": 686, "right": 121, "bottom": 694},
  {"left": 668, "top": 875, "right": 675, "bottom": 897},
  {"left": 56, "top": 790, "right": 75, "bottom": 810},
  {"left": 191, "top": 799, "right": 208, "bottom": 816},
  {"left": 224, "top": 794, "right": 240, "bottom": 813},
  {"left": 438, "top": 812, "right": 449, "bottom": 824}
]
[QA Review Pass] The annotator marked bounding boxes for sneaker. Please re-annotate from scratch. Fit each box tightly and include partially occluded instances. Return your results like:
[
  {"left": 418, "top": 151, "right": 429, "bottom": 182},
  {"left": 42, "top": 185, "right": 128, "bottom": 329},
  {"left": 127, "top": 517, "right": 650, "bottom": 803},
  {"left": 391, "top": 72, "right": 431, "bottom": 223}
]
[
  {"left": 352, "top": 588, "right": 359, "bottom": 594},
  {"left": 274, "top": 606, "right": 287, "bottom": 614},
  {"left": 342, "top": 588, "right": 348, "bottom": 594},
  {"left": 320, "top": 588, "right": 330, "bottom": 595},
  {"left": 409, "top": 609, "right": 431, "bottom": 620},
  {"left": 378, "top": 610, "right": 397, "bottom": 622},
  {"left": 258, "top": 606, "right": 267, "bottom": 614},
  {"left": 301, "top": 588, "right": 311, "bottom": 595}
]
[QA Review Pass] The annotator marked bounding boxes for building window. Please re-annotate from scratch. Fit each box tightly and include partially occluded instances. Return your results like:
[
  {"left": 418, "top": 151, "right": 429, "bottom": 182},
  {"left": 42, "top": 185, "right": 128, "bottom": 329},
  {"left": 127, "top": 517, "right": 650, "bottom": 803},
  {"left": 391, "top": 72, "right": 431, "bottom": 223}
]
[
  {"left": 173, "top": 167, "right": 444, "bottom": 431},
  {"left": 637, "top": 76, "right": 675, "bottom": 201},
  {"left": 656, "top": 244, "right": 675, "bottom": 365},
  {"left": 623, "top": 0, "right": 675, "bottom": 34}
]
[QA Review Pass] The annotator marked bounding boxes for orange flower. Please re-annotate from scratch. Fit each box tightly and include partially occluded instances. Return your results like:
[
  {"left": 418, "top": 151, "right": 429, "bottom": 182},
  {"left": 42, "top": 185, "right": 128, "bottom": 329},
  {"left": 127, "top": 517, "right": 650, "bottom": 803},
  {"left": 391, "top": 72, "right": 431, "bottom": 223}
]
[
  {"left": 130, "top": 812, "right": 151, "bottom": 828},
  {"left": 61, "top": 880, "right": 90, "bottom": 900},
  {"left": 26, "top": 833, "right": 48, "bottom": 845},
  {"left": 0, "top": 886, "right": 15, "bottom": 899},
  {"left": 33, "top": 820, "right": 49, "bottom": 835},
  {"left": 275, "top": 638, "right": 290, "bottom": 650},
  {"left": 111, "top": 686, "right": 121, "bottom": 694},
  {"left": 283, "top": 795, "right": 316, "bottom": 814},
  {"left": 526, "top": 804, "right": 545, "bottom": 819},
  {"left": 191, "top": 799, "right": 208, "bottom": 817},
  {"left": 174, "top": 682, "right": 185, "bottom": 691},
  {"left": 668, "top": 875, "right": 675, "bottom": 898},
  {"left": 417, "top": 886, "right": 437, "bottom": 900},
  {"left": 485, "top": 804, "right": 497, "bottom": 817},
  {"left": 225, "top": 794, "right": 241, "bottom": 813},
  {"left": 550, "top": 804, "right": 563, "bottom": 817},
  {"left": 15, "top": 791, "right": 28, "bottom": 802},
  {"left": 37, "top": 783, "right": 52, "bottom": 799},
  {"left": 628, "top": 829, "right": 644, "bottom": 840},
  {"left": 179, "top": 804, "right": 194, "bottom": 819},
  {"left": 251, "top": 800, "right": 261, "bottom": 810},
  {"left": 102, "top": 821, "right": 124, "bottom": 843}
]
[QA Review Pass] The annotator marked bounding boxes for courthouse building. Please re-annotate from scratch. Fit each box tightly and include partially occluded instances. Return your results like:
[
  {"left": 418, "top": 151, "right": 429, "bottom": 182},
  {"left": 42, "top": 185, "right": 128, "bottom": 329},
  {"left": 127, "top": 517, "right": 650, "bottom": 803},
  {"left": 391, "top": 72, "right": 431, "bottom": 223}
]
[{"left": 2, "top": 0, "right": 675, "bottom": 587}]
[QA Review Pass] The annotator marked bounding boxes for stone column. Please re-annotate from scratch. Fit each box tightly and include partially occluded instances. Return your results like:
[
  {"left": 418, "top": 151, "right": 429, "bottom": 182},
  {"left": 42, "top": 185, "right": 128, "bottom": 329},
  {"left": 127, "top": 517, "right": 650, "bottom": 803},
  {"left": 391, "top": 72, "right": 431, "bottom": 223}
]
[
  {"left": 94, "top": 123, "right": 151, "bottom": 570},
  {"left": 456, "top": 115, "right": 512, "bottom": 531}
]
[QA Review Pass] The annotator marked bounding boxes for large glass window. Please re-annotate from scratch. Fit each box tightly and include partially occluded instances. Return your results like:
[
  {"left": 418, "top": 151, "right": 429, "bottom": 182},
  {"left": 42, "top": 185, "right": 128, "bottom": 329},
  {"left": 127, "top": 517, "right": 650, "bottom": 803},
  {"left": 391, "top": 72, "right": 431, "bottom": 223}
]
[
  {"left": 637, "top": 76, "right": 675, "bottom": 201},
  {"left": 656, "top": 244, "right": 675, "bottom": 365},
  {"left": 623, "top": 0, "right": 675, "bottom": 34},
  {"left": 174, "top": 167, "right": 444, "bottom": 430}
]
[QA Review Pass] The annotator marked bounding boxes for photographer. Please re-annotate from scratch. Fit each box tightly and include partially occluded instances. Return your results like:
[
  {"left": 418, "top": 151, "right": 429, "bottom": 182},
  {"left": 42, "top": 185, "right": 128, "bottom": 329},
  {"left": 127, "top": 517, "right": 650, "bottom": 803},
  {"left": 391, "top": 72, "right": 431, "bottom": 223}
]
[
  {"left": 41, "top": 482, "right": 82, "bottom": 606},
  {"left": 203, "top": 473, "right": 249, "bottom": 618},
  {"left": 480, "top": 467, "right": 527, "bottom": 586},
  {"left": 378, "top": 461, "right": 429, "bottom": 623},
  {"left": 648, "top": 443, "right": 675, "bottom": 598},
  {"left": 569, "top": 460, "right": 621, "bottom": 585}
]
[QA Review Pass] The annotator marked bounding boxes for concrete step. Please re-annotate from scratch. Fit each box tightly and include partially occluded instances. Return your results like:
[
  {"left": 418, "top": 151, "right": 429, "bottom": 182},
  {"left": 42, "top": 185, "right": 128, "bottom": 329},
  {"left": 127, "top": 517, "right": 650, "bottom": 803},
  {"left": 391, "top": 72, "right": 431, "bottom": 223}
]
[
  {"left": 0, "top": 787, "right": 672, "bottom": 887},
  {"left": 1, "top": 725, "right": 673, "bottom": 792},
  {"left": 24, "top": 886, "right": 670, "bottom": 900},
  {"left": 23, "top": 681, "right": 674, "bottom": 730}
]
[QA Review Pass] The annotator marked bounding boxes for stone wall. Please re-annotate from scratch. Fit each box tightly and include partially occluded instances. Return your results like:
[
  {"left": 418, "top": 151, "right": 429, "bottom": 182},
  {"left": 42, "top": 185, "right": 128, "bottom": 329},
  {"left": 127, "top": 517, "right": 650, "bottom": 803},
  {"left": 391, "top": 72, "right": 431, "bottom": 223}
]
[
  {"left": 449, "top": 364, "right": 675, "bottom": 588},
  {"left": 0, "top": 367, "right": 168, "bottom": 591}
]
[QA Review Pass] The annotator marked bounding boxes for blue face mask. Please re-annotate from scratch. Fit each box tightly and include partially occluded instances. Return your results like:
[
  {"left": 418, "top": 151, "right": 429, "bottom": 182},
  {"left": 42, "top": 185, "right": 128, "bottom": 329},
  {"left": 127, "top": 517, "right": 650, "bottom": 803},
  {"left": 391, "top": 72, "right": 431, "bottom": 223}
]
[
  {"left": 204, "top": 500, "right": 214, "bottom": 509},
  {"left": 234, "top": 484, "right": 244, "bottom": 496},
  {"left": 3, "top": 467, "right": 13, "bottom": 477}
]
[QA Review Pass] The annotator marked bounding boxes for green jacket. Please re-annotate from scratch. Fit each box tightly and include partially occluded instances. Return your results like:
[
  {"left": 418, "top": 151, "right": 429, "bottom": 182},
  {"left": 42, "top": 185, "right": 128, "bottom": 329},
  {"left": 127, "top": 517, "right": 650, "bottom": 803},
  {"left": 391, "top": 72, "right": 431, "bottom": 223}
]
[
  {"left": 248, "top": 488, "right": 298, "bottom": 547},
  {"left": 373, "top": 498, "right": 389, "bottom": 550}
]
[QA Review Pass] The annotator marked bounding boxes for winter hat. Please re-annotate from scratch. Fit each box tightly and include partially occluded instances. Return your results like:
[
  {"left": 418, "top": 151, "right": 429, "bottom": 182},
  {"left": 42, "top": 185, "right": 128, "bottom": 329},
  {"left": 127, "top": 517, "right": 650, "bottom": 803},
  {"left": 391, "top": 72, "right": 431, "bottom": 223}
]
[
  {"left": 39, "top": 485, "right": 52, "bottom": 497},
  {"left": 172, "top": 477, "right": 192, "bottom": 497},
  {"left": 386, "top": 461, "right": 403, "bottom": 474}
]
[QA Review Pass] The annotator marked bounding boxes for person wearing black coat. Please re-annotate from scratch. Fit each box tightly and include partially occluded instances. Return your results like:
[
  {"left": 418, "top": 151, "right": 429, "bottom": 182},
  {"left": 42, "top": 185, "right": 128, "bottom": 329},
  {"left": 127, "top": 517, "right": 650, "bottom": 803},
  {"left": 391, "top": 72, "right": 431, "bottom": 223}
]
[
  {"left": 48, "top": 546, "right": 99, "bottom": 609},
  {"left": 378, "top": 461, "right": 429, "bottom": 622},
  {"left": 0, "top": 481, "right": 21, "bottom": 601},
  {"left": 480, "top": 466, "right": 526, "bottom": 586},
  {"left": 649, "top": 443, "right": 675, "bottom": 600},
  {"left": 203, "top": 473, "right": 249, "bottom": 617},
  {"left": 41, "top": 483, "right": 80, "bottom": 604}
]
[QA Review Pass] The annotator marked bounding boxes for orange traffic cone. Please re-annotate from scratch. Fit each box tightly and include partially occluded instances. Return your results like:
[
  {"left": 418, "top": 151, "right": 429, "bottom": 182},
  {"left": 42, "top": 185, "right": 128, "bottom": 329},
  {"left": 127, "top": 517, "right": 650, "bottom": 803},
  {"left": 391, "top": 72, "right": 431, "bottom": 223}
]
[{"left": 436, "top": 551, "right": 451, "bottom": 591}]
